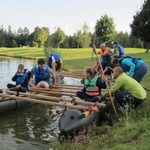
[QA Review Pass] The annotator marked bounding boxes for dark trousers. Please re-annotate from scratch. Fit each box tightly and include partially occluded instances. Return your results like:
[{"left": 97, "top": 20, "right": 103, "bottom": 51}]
[
  {"left": 101, "top": 61, "right": 112, "bottom": 76},
  {"left": 114, "top": 91, "right": 144, "bottom": 108},
  {"left": 7, "top": 84, "right": 27, "bottom": 92},
  {"left": 76, "top": 91, "right": 100, "bottom": 102},
  {"left": 133, "top": 63, "right": 148, "bottom": 83}
]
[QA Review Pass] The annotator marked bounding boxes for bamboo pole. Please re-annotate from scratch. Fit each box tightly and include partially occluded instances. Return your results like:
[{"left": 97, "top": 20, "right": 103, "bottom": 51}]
[
  {"left": 92, "top": 43, "right": 117, "bottom": 116},
  {"left": 1, "top": 93, "right": 87, "bottom": 111},
  {"left": 56, "top": 84, "right": 83, "bottom": 88},
  {"left": 58, "top": 74, "right": 84, "bottom": 78},
  {"left": 30, "top": 87, "right": 78, "bottom": 93},
  {"left": 5, "top": 90, "right": 94, "bottom": 106},
  {"left": 52, "top": 85, "right": 83, "bottom": 90},
  {"left": 99, "top": 63, "right": 117, "bottom": 116},
  {"left": 29, "top": 88, "right": 77, "bottom": 97}
]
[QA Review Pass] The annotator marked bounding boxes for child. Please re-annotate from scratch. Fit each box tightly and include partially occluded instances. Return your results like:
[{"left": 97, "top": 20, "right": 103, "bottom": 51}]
[
  {"left": 76, "top": 67, "right": 106, "bottom": 102},
  {"left": 7, "top": 64, "right": 31, "bottom": 92}
]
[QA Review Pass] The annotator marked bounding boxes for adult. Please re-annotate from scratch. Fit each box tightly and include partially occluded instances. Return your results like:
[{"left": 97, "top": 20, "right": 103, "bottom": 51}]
[
  {"left": 112, "top": 41, "right": 125, "bottom": 59},
  {"left": 103, "top": 67, "right": 147, "bottom": 108},
  {"left": 76, "top": 67, "right": 106, "bottom": 102},
  {"left": 118, "top": 56, "right": 148, "bottom": 82},
  {"left": 93, "top": 43, "right": 113, "bottom": 75},
  {"left": 7, "top": 64, "right": 31, "bottom": 92},
  {"left": 48, "top": 53, "right": 63, "bottom": 73},
  {"left": 30, "top": 58, "right": 56, "bottom": 88}
]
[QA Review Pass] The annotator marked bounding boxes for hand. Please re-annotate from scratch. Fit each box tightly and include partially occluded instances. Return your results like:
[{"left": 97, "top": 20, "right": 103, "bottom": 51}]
[{"left": 16, "top": 84, "right": 21, "bottom": 88}]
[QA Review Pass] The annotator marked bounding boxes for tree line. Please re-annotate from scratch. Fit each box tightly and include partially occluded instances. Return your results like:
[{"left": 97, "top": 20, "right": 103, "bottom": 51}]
[{"left": 1, "top": 0, "right": 150, "bottom": 49}]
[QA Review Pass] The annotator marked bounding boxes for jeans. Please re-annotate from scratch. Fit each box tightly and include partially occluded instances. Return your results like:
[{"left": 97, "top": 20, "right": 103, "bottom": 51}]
[
  {"left": 133, "top": 63, "right": 148, "bottom": 83},
  {"left": 114, "top": 91, "right": 144, "bottom": 108},
  {"left": 76, "top": 91, "right": 100, "bottom": 102}
]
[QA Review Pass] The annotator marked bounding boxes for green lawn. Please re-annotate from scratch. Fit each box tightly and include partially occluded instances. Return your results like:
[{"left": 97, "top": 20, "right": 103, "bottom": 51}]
[
  {"left": 0, "top": 47, "right": 147, "bottom": 70},
  {"left": 0, "top": 47, "right": 150, "bottom": 149}
]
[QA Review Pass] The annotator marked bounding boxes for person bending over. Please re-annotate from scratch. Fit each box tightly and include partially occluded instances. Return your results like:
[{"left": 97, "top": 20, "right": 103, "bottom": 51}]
[
  {"left": 103, "top": 67, "right": 147, "bottom": 108},
  {"left": 118, "top": 56, "right": 148, "bottom": 82},
  {"left": 48, "top": 53, "right": 63, "bottom": 73},
  {"left": 76, "top": 67, "right": 106, "bottom": 102}
]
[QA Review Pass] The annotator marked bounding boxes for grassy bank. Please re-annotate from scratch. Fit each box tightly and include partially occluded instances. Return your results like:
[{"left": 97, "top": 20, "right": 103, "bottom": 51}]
[
  {"left": 50, "top": 51, "right": 150, "bottom": 150},
  {"left": 0, "top": 47, "right": 150, "bottom": 149},
  {"left": 0, "top": 47, "right": 146, "bottom": 70}
]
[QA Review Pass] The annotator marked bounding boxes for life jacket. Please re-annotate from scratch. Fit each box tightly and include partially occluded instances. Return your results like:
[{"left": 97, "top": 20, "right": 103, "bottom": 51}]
[
  {"left": 84, "top": 76, "right": 100, "bottom": 96},
  {"left": 34, "top": 65, "right": 50, "bottom": 83},
  {"left": 15, "top": 70, "right": 29, "bottom": 85},
  {"left": 100, "top": 47, "right": 111, "bottom": 63},
  {"left": 119, "top": 56, "right": 141, "bottom": 72},
  {"left": 114, "top": 44, "right": 125, "bottom": 58}
]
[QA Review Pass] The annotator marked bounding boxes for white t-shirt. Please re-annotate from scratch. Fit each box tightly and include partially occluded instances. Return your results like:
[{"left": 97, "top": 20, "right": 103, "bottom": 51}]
[{"left": 51, "top": 56, "right": 62, "bottom": 63}]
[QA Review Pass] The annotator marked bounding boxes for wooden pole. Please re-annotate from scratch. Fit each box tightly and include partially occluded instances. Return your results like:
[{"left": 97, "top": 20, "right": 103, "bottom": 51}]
[
  {"left": 1, "top": 93, "right": 87, "bottom": 111},
  {"left": 52, "top": 85, "right": 83, "bottom": 90},
  {"left": 32, "top": 87, "right": 78, "bottom": 93},
  {"left": 29, "top": 88, "right": 77, "bottom": 97},
  {"left": 57, "top": 74, "right": 84, "bottom": 79},
  {"left": 99, "top": 63, "right": 117, "bottom": 116},
  {"left": 5, "top": 90, "right": 94, "bottom": 106},
  {"left": 92, "top": 42, "right": 117, "bottom": 116},
  {"left": 56, "top": 84, "right": 83, "bottom": 88}
]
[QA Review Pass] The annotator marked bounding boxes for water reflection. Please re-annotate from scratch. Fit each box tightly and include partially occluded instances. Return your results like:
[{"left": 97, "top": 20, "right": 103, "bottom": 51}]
[{"left": 0, "top": 57, "right": 81, "bottom": 150}]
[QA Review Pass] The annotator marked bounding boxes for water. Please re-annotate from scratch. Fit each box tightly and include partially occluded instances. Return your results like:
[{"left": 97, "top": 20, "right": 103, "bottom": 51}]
[{"left": 0, "top": 57, "right": 81, "bottom": 150}]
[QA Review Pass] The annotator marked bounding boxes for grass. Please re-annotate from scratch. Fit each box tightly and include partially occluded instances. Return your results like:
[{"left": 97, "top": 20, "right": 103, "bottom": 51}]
[
  {"left": 0, "top": 47, "right": 150, "bottom": 149},
  {"left": 0, "top": 47, "right": 147, "bottom": 70}
]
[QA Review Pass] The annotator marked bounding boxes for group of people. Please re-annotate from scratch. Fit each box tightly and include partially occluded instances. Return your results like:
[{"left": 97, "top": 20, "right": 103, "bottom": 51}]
[
  {"left": 7, "top": 53, "right": 63, "bottom": 92},
  {"left": 77, "top": 41, "right": 148, "bottom": 109},
  {"left": 7, "top": 41, "right": 148, "bottom": 110}
]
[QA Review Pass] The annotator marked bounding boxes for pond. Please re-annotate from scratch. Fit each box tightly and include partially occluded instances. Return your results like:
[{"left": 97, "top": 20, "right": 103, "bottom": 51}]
[{"left": 0, "top": 57, "right": 81, "bottom": 150}]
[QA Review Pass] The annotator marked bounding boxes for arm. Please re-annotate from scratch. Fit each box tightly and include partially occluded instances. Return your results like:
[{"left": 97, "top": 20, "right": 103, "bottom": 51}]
[
  {"left": 122, "top": 59, "right": 135, "bottom": 76},
  {"left": 96, "top": 77, "right": 106, "bottom": 89},
  {"left": 113, "top": 47, "right": 120, "bottom": 57},
  {"left": 51, "top": 56, "right": 56, "bottom": 73},
  {"left": 59, "top": 59, "right": 63, "bottom": 73},
  {"left": 103, "top": 76, "right": 123, "bottom": 97},
  {"left": 49, "top": 68, "right": 56, "bottom": 85},
  {"left": 30, "top": 68, "right": 35, "bottom": 79},
  {"left": 12, "top": 74, "right": 19, "bottom": 82}
]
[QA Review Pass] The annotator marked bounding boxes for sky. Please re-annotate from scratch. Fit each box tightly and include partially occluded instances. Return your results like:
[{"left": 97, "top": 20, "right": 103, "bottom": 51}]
[{"left": 0, "top": 0, "right": 144, "bottom": 35}]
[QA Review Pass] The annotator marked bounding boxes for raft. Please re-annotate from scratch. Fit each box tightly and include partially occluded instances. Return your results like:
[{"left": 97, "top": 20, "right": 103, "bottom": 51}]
[
  {"left": 59, "top": 109, "right": 99, "bottom": 134},
  {"left": 0, "top": 99, "right": 29, "bottom": 115},
  {"left": 59, "top": 102, "right": 113, "bottom": 135}
]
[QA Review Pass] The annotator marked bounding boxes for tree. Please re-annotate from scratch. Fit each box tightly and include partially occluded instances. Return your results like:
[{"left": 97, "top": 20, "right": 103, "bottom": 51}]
[
  {"left": 52, "top": 27, "right": 65, "bottom": 48},
  {"left": 114, "top": 31, "right": 130, "bottom": 47},
  {"left": 32, "top": 27, "right": 49, "bottom": 47},
  {"left": 74, "top": 30, "right": 83, "bottom": 48},
  {"left": 131, "top": 0, "right": 150, "bottom": 52},
  {"left": 36, "top": 27, "right": 49, "bottom": 47},
  {"left": 0, "top": 25, "right": 5, "bottom": 47},
  {"left": 82, "top": 23, "right": 92, "bottom": 48},
  {"left": 11, "top": 39, "right": 17, "bottom": 47},
  {"left": 95, "top": 15, "right": 116, "bottom": 45},
  {"left": 129, "top": 34, "right": 143, "bottom": 48}
]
